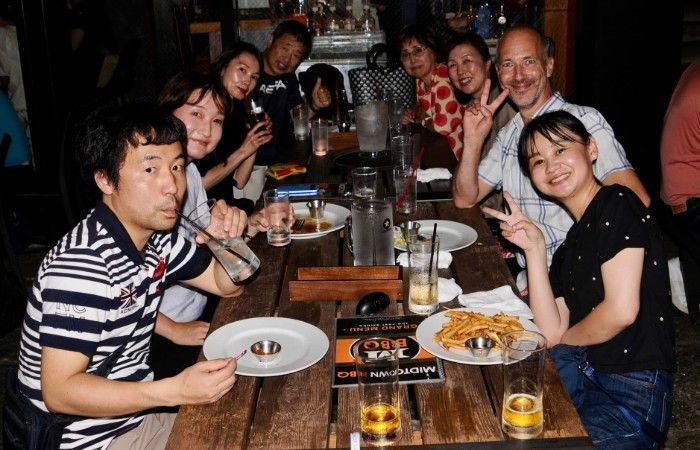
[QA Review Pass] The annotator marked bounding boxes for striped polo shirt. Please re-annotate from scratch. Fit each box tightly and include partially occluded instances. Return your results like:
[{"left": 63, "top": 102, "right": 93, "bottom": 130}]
[{"left": 17, "top": 201, "right": 211, "bottom": 449}]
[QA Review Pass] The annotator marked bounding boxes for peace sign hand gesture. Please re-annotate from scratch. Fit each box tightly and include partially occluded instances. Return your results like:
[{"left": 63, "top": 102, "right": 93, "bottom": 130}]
[
  {"left": 481, "top": 192, "right": 545, "bottom": 253},
  {"left": 462, "top": 79, "right": 509, "bottom": 145}
]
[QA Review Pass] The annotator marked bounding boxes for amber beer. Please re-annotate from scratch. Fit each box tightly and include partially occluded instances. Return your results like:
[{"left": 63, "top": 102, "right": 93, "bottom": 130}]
[
  {"left": 502, "top": 393, "right": 543, "bottom": 438},
  {"left": 501, "top": 330, "right": 547, "bottom": 439},
  {"left": 360, "top": 402, "right": 400, "bottom": 443},
  {"left": 354, "top": 338, "right": 401, "bottom": 445}
]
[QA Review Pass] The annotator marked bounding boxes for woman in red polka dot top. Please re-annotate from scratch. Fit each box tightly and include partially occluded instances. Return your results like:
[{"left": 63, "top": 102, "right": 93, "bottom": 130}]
[{"left": 398, "top": 25, "right": 465, "bottom": 159}]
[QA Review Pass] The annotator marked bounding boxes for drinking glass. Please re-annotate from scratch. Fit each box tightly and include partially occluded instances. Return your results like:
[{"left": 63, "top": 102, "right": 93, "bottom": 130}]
[
  {"left": 354, "top": 337, "right": 401, "bottom": 445},
  {"left": 407, "top": 234, "right": 439, "bottom": 315},
  {"left": 311, "top": 118, "right": 329, "bottom": 156},
  {"left": 393, "top": 167, "right": 417, "bottom": 215},
  {"left": 291, "top": 103, "right": 310, "bottom": 141},
  {"left": 349, "top": 199, "right": 394, "bottom": 266},
  {"left": 355, "top": 101, "right": 389, "bottom": 153},
  {"left": 501, "top": 330, "right": 547, "bottom": 439},
  {"left": 351, "top": 167, "right": 378, "bottom": 200},
  {"left": 183, "top": 205, "right": 260, "bottom": 282},
  {"left": 390, "top": 133, "right": 414, "bottom": 169},
  {"left": 263, "top": 189, "right": 292, "bottom": 247}
]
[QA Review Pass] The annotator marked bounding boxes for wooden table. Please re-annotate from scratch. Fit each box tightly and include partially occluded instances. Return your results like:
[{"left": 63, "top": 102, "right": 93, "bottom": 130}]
[{"left": 166, "top": 136, "right": 591, "bottom": 449}]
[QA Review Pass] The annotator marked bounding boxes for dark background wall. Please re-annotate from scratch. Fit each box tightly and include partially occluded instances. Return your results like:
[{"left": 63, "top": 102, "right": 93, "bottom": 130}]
[{"left": 574, "top": 0, "right": 685, "bottom": 206}]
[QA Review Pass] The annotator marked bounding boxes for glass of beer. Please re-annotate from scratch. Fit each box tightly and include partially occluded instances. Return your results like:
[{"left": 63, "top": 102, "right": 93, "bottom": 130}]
[
  {"left": 407, "top": 234, "right": 439, "bottom": 315},
  {"left": 353, "top": 337, "right": 401, "bottom": 446},
  {"left": 501, "top": 330, "right": 547, "bottom": 439}
]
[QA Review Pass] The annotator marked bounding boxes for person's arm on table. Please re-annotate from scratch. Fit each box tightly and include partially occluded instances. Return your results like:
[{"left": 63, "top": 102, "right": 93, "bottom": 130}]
[
  {"left": 41, "top": 347, "right": 236, "bottom": 416},
  {"left": 453, "top": 81, "right": 508, "bottom": 208},
  {"left": 154, "top": 312, "right": 209, "bottom": 346}
]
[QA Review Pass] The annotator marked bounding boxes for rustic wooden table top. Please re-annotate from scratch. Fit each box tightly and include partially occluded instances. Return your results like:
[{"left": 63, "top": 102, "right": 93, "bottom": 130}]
[{"left": 165, "top": 134, "right": 591, "bottom": 449}]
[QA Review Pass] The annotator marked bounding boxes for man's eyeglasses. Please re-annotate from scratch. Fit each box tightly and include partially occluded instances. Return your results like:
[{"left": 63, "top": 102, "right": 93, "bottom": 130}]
[{"left": 400, "top": 46, "right": 427, "bottom": 61}]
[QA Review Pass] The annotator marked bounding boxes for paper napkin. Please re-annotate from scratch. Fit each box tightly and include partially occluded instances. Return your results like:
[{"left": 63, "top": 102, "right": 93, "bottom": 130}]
[
  {"left": 396, "top": 251, "right": 453, "bottom": 269},
  {"left": 417, "top": 168, "right": 452, "bottom": 183},
  {"left": 438, "top": 277, "right": 463, "bottom": 302},
  {"left": 457, "top": 285, "right": 534, "bottom": 319}
]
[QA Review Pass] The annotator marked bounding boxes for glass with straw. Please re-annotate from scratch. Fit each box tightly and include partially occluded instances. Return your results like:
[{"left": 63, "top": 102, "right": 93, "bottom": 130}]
[{"left": 407, "top": 224, "right": 439, "bottom": 315}]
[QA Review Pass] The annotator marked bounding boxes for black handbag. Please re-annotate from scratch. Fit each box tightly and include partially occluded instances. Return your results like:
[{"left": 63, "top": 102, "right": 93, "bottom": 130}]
[
  {"left": 3, "top": 366, "right": 80, "bottom": 450},
  {"left": 348, "top": 43, "right": 415, "bottom": 108},
  {"left": 3, "top": 326, "right": 137, "bottom": 449}
]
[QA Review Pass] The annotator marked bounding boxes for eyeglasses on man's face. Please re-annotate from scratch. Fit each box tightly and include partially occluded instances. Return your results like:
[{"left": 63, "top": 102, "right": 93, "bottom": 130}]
[{"left": 400, "top": 46, "right": 427, "bottom": 61}]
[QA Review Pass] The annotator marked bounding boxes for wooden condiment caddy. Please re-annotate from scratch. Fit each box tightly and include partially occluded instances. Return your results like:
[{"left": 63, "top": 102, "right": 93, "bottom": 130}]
[{"left": 288, "top": 266, "right": 403, "bottom": 302}]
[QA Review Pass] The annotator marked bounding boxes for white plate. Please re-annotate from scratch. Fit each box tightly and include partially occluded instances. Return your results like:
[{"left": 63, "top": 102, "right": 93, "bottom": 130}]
[
  {"left": 203, "top": 317, "right": 329, "bottom": 376},
  {"left": 290, "top": 202, "right": 350, "bottom": 240},
  {"left": 394, "top": 220, "right": 478, "bottom": 252},
  {"left": 415, "top": 307, "right": 539, "bottom": 366}
]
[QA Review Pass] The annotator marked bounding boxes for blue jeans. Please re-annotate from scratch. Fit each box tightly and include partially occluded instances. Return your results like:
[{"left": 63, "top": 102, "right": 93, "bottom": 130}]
[{"left": 550, "top": 345, "right": 673, "bottom": 449}]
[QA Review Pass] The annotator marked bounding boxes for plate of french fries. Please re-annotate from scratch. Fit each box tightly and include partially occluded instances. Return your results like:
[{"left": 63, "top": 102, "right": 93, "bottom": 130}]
[{"left": 415, "top": 307, "right": 539, "bottom": 365}]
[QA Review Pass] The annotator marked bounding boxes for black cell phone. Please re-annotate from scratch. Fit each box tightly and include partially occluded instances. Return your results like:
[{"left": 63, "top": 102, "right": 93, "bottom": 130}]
[{"left": 276, "top": 184, "right": 321, "bottom": 197}]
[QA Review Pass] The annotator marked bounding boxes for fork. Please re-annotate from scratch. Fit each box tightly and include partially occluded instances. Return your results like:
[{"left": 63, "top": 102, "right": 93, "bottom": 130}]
[{"left": 292, "top": 217, "right": 305, "bottom": 231}]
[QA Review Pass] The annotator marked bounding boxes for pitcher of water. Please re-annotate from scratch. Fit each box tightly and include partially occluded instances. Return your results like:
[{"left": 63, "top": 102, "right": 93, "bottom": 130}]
[
  {"left": 355, "top": 101, "right": 389, "bottom": 153},
  {"left": 345, "top": 199, "right": 395, "bottom": 266}
]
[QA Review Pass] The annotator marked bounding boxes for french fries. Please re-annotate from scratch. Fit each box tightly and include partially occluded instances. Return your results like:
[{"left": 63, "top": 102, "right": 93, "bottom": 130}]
[{"left": 433, "top": 310, "right": 524, "bottom": 351}]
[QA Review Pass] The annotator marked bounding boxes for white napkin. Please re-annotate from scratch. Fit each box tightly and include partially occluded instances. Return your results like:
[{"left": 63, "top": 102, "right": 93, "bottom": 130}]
[
  {"left": 438, "top": 277, "right": 462, "bottom": 302},
  {"left": 417, "top": 168, "right": 452, "bottom": 183},
  {"left": 396, "top": 251, "right": 453, "bottom": 269},
  {"left": 458, "top": 285, "right": 534, "bottom": 319}
]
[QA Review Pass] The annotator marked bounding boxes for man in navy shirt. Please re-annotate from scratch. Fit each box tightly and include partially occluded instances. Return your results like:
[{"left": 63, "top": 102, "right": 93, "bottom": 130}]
[{"left": 256, "top": 20, "right": 331, "bottom": 165}]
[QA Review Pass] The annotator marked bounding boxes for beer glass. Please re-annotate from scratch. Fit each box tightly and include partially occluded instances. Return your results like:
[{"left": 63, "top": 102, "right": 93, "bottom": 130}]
[
  {"left": 407, "top": 234, "right": 439, "bottom": 315},
  {"left": 354, "top": 337, "right": 401, "bottom": 445},
  {"left": 349, "top": 199, "right": 394, "bottom": 266},
  {"left": 263, "top": 189, "right": 292, "bottom": 247},
  {"left": 501, "top": 330, "right": 547, "bottom": 439}
]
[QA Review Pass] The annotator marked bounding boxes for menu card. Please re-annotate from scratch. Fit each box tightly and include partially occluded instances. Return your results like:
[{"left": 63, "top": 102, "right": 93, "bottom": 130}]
[{"left": 332, "top": 315, "right": 445, "bottom": 388}]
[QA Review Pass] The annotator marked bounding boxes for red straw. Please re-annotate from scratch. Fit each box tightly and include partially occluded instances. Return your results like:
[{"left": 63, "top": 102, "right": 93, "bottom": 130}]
[{"left": 396, "top": 145, "right": 425, "bottom": 209}]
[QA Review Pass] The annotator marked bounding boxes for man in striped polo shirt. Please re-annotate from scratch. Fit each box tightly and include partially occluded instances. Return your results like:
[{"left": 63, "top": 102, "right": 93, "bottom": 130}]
[{"left": 9, "top": 103, "right": 246, "bottom": 449}]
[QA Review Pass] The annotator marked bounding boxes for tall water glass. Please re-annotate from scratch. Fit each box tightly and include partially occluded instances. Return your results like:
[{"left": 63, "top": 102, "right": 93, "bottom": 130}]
[
  {"left": 311, "top": 118, "right": 329, "bottom": 156},
  {"left": 263, "top": 189, "right": 292, "bottom": 247},
  {"left": 350, "top": 199, "right": 394, "bottom": 266},
  {"left": 355, "top": 101, "right": 389, "bottom": 153},
  {"left": 291, "top": 103, "right": 309, "bottom": 141},
  {"left": 390, "top": 133, "right": 413, "bottom": 169},
  {"left": 501, "top": 330, "right": 547, "bottom": 439},
  {"left": 407, "top": 235, "right": 439, "bottom": 315},
  {"left": 354, "top": 337, "right": 401, "bottom": 445},
  {"left": 393, "top": 167, "right": 417, "bottom": 215}
]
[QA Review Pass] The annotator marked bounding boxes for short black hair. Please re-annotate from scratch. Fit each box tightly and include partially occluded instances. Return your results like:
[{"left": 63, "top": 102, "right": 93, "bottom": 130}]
[
  {"left": 398, "top": 24, "right": 443, "bottom": 62},
  {"left": 270, "top": 20, "right": 312, "bottom": 60},
  {"left": 158, "top": 71, "right": 231, "bottom": 115},
  {"left": 211, "top": 40, "right": 264, "bottom": 93},
  {"left": 518, "top": 110, "right": 592, "bottom": 177},
  {"left": 77, "top": 102, "right": 187, "bottom": 190}
]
